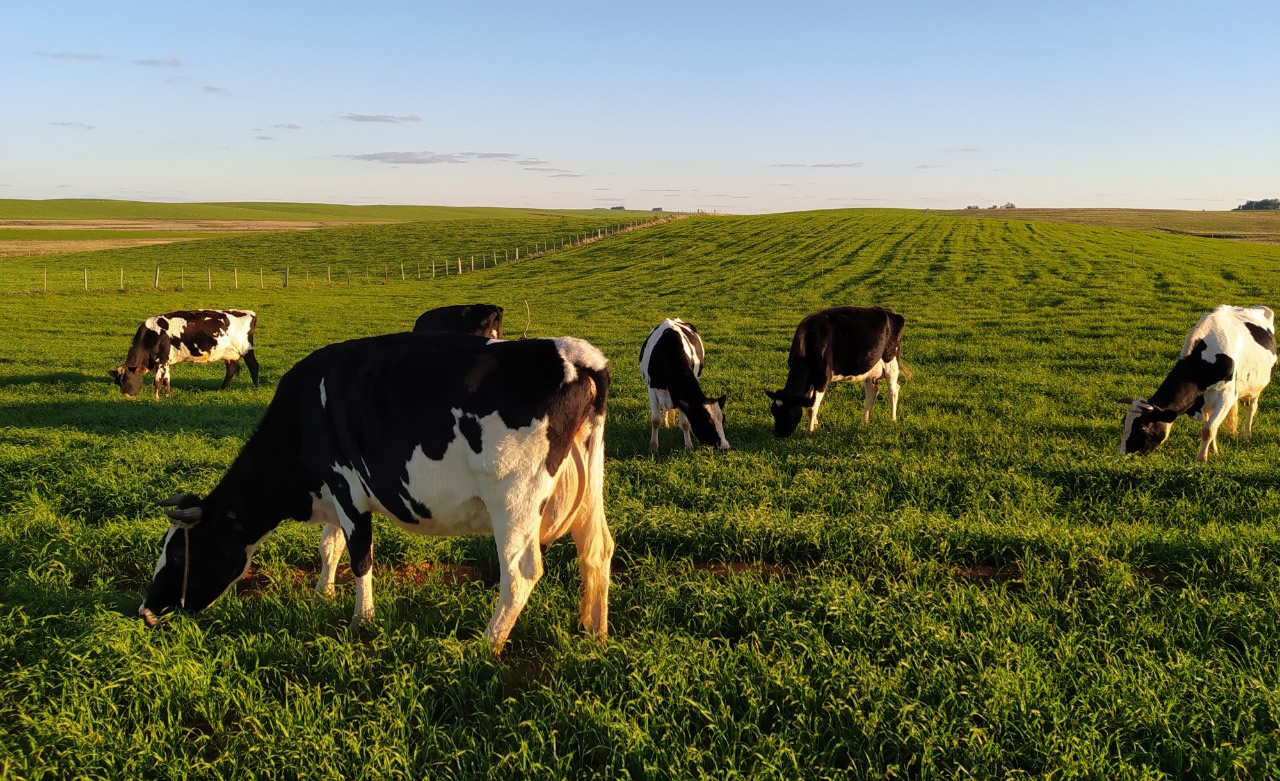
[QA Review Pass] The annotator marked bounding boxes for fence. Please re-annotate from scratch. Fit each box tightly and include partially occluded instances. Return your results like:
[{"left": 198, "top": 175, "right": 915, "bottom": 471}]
[{"left": 25, "top": 215, "right": 681, "bottom": 293}]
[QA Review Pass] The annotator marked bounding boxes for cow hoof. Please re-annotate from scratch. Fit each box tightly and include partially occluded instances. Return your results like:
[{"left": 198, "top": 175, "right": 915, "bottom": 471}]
[{"left": 718, "top": 443, "right": 731, "bottom": 451}]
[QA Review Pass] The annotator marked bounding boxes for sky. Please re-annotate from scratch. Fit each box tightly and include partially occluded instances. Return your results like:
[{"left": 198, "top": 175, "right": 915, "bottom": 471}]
[{"left": 3, "top": 1, "right": 1277, "bottom": 214}]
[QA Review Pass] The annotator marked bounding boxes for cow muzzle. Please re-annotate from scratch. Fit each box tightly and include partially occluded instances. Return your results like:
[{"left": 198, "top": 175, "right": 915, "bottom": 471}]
[{"left": 138, "top": 605, "right": 160, "bottom": 627}]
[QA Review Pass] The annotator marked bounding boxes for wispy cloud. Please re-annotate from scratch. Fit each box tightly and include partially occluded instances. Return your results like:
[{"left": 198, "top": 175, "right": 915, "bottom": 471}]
[
  {"left": 342, "top": 151, "right": 467, "bottom": 164},
  {"left": 273, "top": 123, "right": 302, "bottom": 130},
  {"left": 551, "top": 173, "right": 582, "bottom": 178},
  {"left": 641, "top": 188, "right": 692, "bottom": 194},
  {"left": 134, "top": 57, "right": 181, "bottom": 67},
  {"left": 51, "top": 121, "right": 95, "bottom": 130},
  {"left": 515, "top": 158, "right": 548, "bottom": 166},
  {"left": 769, "top": 162, "right": 862, "bottom": 168},
  {"left": 524, "top": 167, "right": 573, "bottom": 173},
  {"left": 711, "top": 193, "right": 752, "bottom": 199},
  {"left": 460, "top": 151, "right": 518, "bottom": 159},
  {"left": 255, "top": 136, "right": 273, "bottom": 141},
  {"left": 37, "top": 51, "right": 106, "bottom": 61},
  {"left": 340, "top": 113, "right": 422, "bottom": 123},
  {"left": 203, "top": 85, "right": 229, "bottom": 95}
]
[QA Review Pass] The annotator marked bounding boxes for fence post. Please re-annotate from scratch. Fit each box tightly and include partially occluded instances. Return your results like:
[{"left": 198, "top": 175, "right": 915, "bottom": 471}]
[
  {"left": 260, "top": 268, "right": 264, "bottom": 289},
  {"left": 384, "top": 264, "right": 388, "bottom": 284},
  {"left": 493, "top": 250, "right": 497, "bottom": 266},
  {"left": 207, "top": 268, "right": 211, "bottom": 289},
  {"left": 400, "top": 263, "right": 405, "bottom": 281},
  {"left": 84, "top": 268, "right": 88, "bottom": 291},
  {"left": 234, "top": 267, "right": 238, "bottom": 289},
  {"left": 120, "top": 268, "right": 124, "bottom": 290},
  {"left": 44, "top": 268, "right": 47, "bottom": 292},
  {"left": 179, "top": 269, "right": 183, "bottom": 290},
  {"left": 417, "top": 262, "right": 421, "bottom": 280},
  {"left": 284, "top": 267, "right": 289, "bottom": 288},
  {"left": 155, "top": 268, "right": 160, "bottom": 288},
  {"left": 505, "top": 249, "right": 509, "bottom": 262},
  {"left": 471, "top": 255, "right": 475, "bottom": 272},
  {"left": 327, "top": 266, "right": 332, "bottom": 284},
  {"left": 432, "top": 260, "right": 436, "bottom": 278},
  {"left": 515, "top": 247, "right": 520, "bottom": 260}
]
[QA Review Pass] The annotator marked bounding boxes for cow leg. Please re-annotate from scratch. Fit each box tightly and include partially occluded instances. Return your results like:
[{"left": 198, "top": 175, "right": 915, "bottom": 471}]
[
  {"left": 343, "top": 511, "right": 375, "bottom": 626},
  {"left": 806, "top": 390, "right": 826, "bottom": 435},
  {"left": 243, "top": 351, "right": 261, "bottom": 387},
  {"left": 1244, "top": 396, "right": 1260, "bottom": 437},
  {"left": 316, "top": 522, "right": 347, "bottom": 598},
  {"left": 153, "top": 372, "right": 162, "bottom": 400},
  {"left": 679, "top": 410, "right": 693, "bottom": 449},
  {"left": 884, "top": 358, "right": 902, "bottom": 422},
  {"left": 862, "top": 378, "right": 879, "bottom": 423},
  {"left": 220, "top": 359, "right": 241, "bottom": 390},
  {"left": 485, "top": 495, "right": 545, "bottom": 655},
  {"left": 1198, "top": 392, "right": 1236, "bottom": 462},
  {"left": 648, "top": 390, "right": 662, "bottom": 453},
  {"left": 155, "top": 365, "right": 171, "bottom": 399}
]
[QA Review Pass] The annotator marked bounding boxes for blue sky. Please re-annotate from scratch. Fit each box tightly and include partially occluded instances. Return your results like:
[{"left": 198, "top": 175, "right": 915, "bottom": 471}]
[{"left": 3, "top": 1, "right": 1276, "bottom": 213}]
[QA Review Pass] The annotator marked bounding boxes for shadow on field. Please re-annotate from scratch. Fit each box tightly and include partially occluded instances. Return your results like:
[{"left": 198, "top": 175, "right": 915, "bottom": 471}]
[
  {"left": 605, "top": 419, "right": 782, "bottom": 459},
  {"left": 0, "top": 397, "right": 266, "bottom": 436},
  {"left": 0, "top": 371, "right": 105, "bottom": 390}
]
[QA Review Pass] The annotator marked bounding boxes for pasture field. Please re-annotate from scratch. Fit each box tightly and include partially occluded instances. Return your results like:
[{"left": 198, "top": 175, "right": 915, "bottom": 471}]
[
  {"left": 2, "top": 208, "right": 1280, "bottom": 778},
  {"left": 939, "top": 207, "right": 1280, "bottom": 244}
]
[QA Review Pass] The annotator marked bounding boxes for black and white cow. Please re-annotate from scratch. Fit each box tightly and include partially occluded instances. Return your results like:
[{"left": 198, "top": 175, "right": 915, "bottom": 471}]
[
  {"left": 110, "top": 309, "right": 259, "bottom": 399},
  {"left": 765, "top": 306, "right": 905, "bottom": 437},
  {"left": 139, "top": 330, "right": 614, "bottom": 655},
  {"left": 1121, "top": 305, "right": 1276, "bottom": 462},
  {"left": 638, "top": 318, "right": 729, "bottom": 452},
  {"left": 413, "top": 304, "right": 504, "bottom": 339}
]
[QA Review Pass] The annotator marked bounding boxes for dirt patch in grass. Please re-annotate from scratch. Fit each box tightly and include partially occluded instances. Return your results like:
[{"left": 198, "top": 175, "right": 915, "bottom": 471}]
[
  {"left": 0, "top": 219, "right": 375, "bottom": 232},
  {"left": 0, "top": 239, "right": 186, "bottom": 258}
]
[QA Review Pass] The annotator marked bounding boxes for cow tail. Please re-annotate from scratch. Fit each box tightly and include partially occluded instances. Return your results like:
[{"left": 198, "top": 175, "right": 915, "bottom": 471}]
[
  {"left": 886, "top": 312, "right": 910, "bottom": 381},
  {"left": 574, "top": 362, "right": 613, "bottom": 640}
]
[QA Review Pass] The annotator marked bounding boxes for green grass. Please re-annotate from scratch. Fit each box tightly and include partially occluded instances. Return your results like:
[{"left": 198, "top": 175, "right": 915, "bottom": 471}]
[{"left": 2, "top": 208, "right": 1280, "bottom": 778}]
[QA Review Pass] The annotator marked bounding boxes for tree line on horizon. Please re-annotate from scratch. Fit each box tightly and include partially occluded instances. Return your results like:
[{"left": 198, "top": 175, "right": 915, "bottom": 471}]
[{"left": 1233, "top": 198, "right": 1279, "bottom": 211}]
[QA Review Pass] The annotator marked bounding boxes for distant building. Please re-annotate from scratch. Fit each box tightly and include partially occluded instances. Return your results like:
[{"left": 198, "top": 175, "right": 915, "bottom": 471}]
[{"left": 610, "top": 205, "right": 626, "bottom": 211}]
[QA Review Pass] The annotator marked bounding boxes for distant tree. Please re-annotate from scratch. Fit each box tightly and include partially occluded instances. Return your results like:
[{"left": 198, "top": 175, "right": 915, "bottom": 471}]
[
  {"left": 965, "top": 204, "right": 981, "bottom": 210},
  {"left": 1002, "top": 202, "right": 1016, "bottom": 209},
  {"left": 1234, "top": 198, "right": 1280, "bottom": 211},
  {"left": 987, "top": 204, "right": 999, "bottom": 209}
]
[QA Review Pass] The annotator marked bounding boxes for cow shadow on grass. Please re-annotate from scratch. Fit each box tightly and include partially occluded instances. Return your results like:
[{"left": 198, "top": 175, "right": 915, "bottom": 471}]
[
  {"left": 606, "top": 418, "right": 781, "bottom": 459},
  {"left": 0, "top": 396, "right": 268, "bottom": 437},
  {"left": 0, "top": 371, "right": 108, "bottom": 391}
]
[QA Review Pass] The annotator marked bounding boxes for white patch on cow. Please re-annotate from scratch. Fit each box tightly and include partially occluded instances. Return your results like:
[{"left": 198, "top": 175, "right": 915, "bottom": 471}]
[
  {"left": 394, "top": 410, "right": 553, "bottom": 537},
  {"left": 555, "top": 336, "right": 608, "bottom": 384},
  {"left": 151, "top": 525, "right": 179, "bottom": 580},
  {"left": 319, "top": 378, "right": 327, "bottom": 409},
  {"left": 326, "top": 463, "right": 385, "bottom": 537}
]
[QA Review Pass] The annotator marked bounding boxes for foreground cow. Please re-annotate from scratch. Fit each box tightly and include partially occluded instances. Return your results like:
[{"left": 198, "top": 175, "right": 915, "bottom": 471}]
[
  {"left": 1121, "top": 305, "right": 1276, "bottom": 461},
  {"left": 139, "top": 331, "right": 613, "bottom": 654},
  {"left": 638, "top": 318, "right": 729, "bottom": 451},
  {"left": 766, "top": 306, "right": 905, "bottom": 437},
  {"left": 413, "top": 303, "right": 504, "bottom": 339},
  {"left": 110, "top": 309, "right": 259, "bottom": 399}
]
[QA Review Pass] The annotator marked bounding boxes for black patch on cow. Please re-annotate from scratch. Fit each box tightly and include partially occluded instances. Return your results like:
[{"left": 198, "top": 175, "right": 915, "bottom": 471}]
[
  {"left": 459, "top": 415, "right": 483, "bottom": 454},
  {"left": 169, "top": 311, "right": 229, "bottom": 358},
  {"left": 156, "top": 317, "right": 169, "bottom": 330},
  {"left": 1184, "top": 395, "right": 1205, "bottom": 418},
  {"left": 406, "top": 497, "right": 431, "bottom": 522},
  {"left": 414, "top": 304, "right": 505, "bottom": 338},
  {"left": 1245, "top": 322, "right": 1276, "bottom": 354},
  {"left": 1148, "top": 339, "right": 1235, "bottom": 413}
]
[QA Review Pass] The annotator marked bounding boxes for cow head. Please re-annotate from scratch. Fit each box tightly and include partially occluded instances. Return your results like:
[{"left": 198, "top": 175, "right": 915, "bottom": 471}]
[
  {"left": 1119, "top": 398, "right": 1180, "bottom": 456},
  {"left": 677, "top": 394, "right": 731, "bottom": 450},
  {"left": 109, "top": 365, "right": 147, "bottom": 398},
  {"left": 765, "top": 390, "right": 811, "bottom": 438},
  {"left": 137, "top": 493, "right": 262, "bottom": 626}
]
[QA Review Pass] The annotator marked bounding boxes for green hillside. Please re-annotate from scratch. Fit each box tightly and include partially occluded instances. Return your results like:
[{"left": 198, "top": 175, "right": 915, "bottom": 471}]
[
  {"left": 0, "top": 197, "right": 656, "bottom": 222},
  {"left": 2, "top": 209, "right": 1279, "bottom": 777}
]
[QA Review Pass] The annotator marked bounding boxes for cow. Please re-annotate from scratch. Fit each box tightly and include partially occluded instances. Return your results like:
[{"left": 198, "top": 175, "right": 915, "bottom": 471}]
[
  {"left": 413, "top": 304, "right": 504, "bottom": 339},
  {"left": 110, "top": 309, "right": 259, "bottom": 399},
  {"left": 138, "top": 330, "right": 614, "bottom": 656},
  {"left": 765, "top": 306, "right": 905, "bottom": 438},
  {"left": 1120, "top": 305, "right": 1276, "bottom": 462},
  {"left": 638, "top": 318, "right": 729, "bottom": 452}
]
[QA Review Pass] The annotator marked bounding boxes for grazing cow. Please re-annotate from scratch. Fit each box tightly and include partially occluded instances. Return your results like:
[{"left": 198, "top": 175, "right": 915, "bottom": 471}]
[
  {"left": 110, "top": 309, "right": 259, "bottom": 399},
  {"left": 765, "top": 306, "right": 905, "bottom": 437},
  {"left": 413, "top": 304, "right": 504, "bottom": 339},
  {"left": 138, "top": 330, "right": 613, "bottom": 655},
  {"left": 1120, "top": 305, "right": 1276, "bottom": 461},
  {"left": 638, "top": 318, "right": 729, "bottom": 452}
]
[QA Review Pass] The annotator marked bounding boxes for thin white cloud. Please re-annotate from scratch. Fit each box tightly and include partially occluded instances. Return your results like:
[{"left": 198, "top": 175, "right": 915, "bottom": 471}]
[
  {"left": 342, "top": 151, "right": 467, "bottom": 164},
  {"left": 273, "top": 123, "right": 302, "bottom": 130},
  {"left": 203, "top": 85, "right": 229, "bottom": 95},
  {"left": 514, "top": 158, "right": 548, "bottom": 166},
  {"left": 340, "top": 113, "right": 422, "bottom": 123},
  {"left": 255, "top": 136, "right": 273, "bottom": 141},
  {"left": 460, "top": 151, "right": 518, "bottom": 159},
  {"left": 550, "top": 173, "right": 582, "bottom": 178},
  {"left": 37, "top": 51, "right": 106, "bottom": 61},
  {"left": 524, "top": 167, "right": 573, "bottom": 173},
  {"left": 134, "top": 57, "right": 181, "bottom": 67},
  {"left": 51, "top": 121, "right": 95, "bottom": 130}
]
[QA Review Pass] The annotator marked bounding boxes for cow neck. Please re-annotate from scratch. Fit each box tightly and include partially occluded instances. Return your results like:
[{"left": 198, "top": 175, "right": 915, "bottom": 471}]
[
  {"left": 666, "top": 364, "right": 710, "bottom": 406},
  {"left": 208, "top": 426, "right": 310, "bottom": 531},
  {"left": 1147, "top": 357, "right": 1206, "bottom": 414}
]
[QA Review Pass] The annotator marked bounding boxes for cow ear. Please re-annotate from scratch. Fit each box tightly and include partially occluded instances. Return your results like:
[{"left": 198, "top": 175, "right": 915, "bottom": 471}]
[
  {"left": 1155, "top": 407, "right": 1180, "bottom": 423},
  {"left": 764, "top": 390, "right": 780, "bottom": 401},
  {"left": 157, "top": 493, "right": 201, "bottom": 508},
  {"left": 108, "top": 368, "right": 120, "bottom": 381},
  {"left": 715, "top": 395, "right": 727, "bottom": 409}
]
